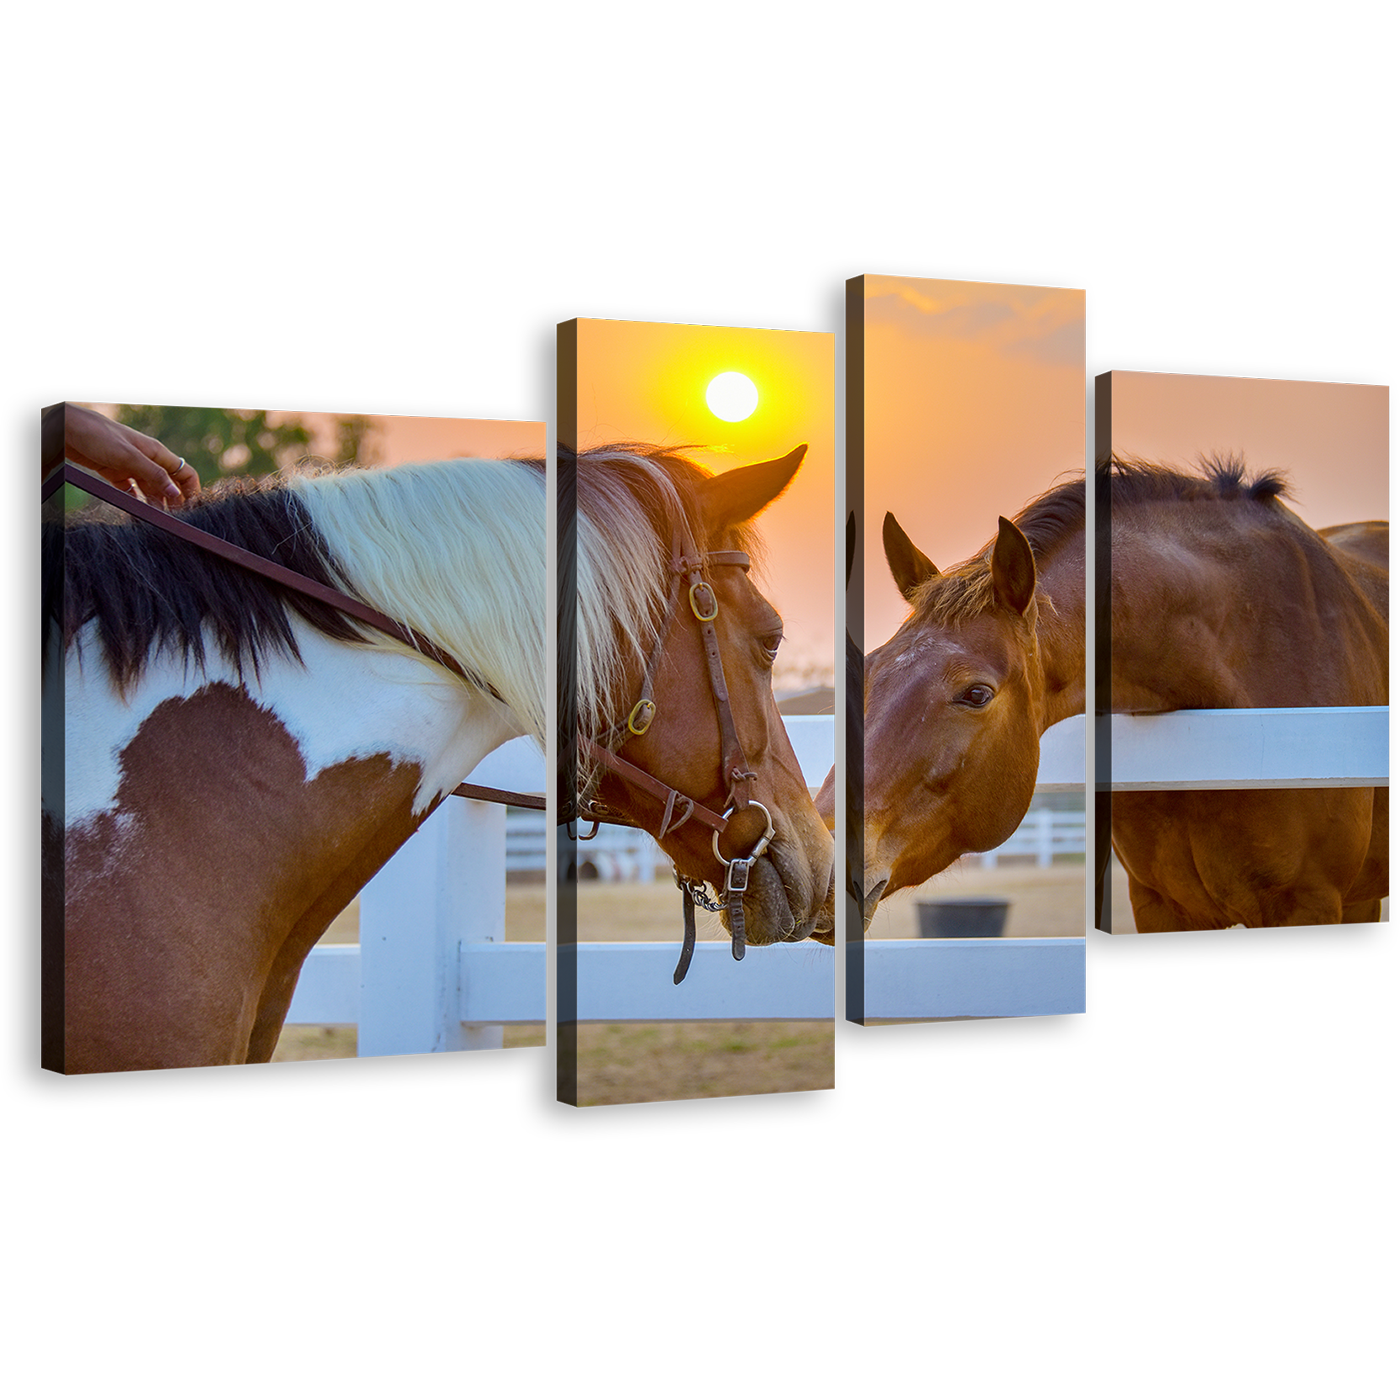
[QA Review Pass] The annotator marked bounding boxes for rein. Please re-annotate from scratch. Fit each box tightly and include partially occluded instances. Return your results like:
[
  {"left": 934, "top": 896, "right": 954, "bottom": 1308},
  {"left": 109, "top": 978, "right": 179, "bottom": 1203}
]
[
  {"left": 48, "top": 463, "right": 545, "bottom": 813},
  {"left": 575, "top": 525, "right": 773, "bottom": 982}
]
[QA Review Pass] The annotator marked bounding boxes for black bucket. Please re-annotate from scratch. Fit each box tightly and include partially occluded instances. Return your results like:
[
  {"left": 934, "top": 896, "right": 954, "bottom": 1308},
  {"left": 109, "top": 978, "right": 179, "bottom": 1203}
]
[{"left": 916, "top": 897, "right": 1010, "bottom": 938}]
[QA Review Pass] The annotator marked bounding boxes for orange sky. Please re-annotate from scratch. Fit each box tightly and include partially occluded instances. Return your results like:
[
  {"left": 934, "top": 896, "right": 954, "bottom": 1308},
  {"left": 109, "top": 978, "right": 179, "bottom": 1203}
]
[
  {"left": 573, "top": 319, "right": 835, "bottom": 686},
  {"left": 1106, "top": 373, "right": 1388, "bottom": 526},
  {"left": 357, "top": 413, "right": 544, "bottom": 464},
  {"left": 861, "top": 276, "right": 1086, "bottom": 646}
]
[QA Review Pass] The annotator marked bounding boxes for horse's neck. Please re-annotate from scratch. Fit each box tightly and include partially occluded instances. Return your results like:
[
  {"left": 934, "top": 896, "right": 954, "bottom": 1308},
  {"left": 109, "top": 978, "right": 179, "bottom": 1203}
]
[
  {"left": 237, "top": 625, "right": 526, "bottom": 817},
  {"left": 1110, "top": 510, "right": 1389, "bottom": 709},
  {"left": 1034, "top": 534, "right": 1087, "bottom": 729}
]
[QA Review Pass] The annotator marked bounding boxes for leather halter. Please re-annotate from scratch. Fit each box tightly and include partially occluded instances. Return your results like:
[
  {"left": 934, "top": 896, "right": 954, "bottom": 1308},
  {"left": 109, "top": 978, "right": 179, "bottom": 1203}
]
[
  {"left": 576, "top": 520, "right": 774, "bottom": 982},
  {"left": 47, "top": 463, "right": 545, "bottom": 812}
]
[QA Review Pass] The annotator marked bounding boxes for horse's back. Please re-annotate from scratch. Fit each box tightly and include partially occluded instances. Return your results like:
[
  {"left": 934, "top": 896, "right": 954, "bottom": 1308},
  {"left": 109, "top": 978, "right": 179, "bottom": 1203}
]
[{"left": 1320, "top": 520, "right": 1389, "bottom": 623}]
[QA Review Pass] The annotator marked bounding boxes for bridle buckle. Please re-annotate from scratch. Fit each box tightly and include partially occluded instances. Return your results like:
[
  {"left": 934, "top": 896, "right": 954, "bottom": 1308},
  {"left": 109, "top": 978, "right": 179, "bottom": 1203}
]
[
  {"left": 688, "top": 580, "right": 719, "bottom": 621},
  {"left": 626, "top": 698, "right": 656, "bottom": 735}
]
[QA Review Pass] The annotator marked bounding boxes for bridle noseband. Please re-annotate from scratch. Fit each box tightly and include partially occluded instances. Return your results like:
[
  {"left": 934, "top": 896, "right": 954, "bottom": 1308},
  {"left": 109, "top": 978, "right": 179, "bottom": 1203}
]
[{"left": 576, "top": 521, "right": 774, "bottom": 983}]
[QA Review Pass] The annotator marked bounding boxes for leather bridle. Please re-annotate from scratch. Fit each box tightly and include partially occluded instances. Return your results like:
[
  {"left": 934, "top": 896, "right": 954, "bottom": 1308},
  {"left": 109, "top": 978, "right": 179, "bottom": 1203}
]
[{"left": 575, "top": 518, "right": 775, "bottom": 984}]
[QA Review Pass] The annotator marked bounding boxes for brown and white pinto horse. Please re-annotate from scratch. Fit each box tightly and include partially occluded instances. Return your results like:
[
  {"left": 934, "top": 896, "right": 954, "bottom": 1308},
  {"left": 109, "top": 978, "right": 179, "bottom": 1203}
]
[
  {"left": 43, "top": 456, "right": 545, "bottom": 1073},
  {"left": 851, "top": 481, "right": 1086, "bottom": 928},
  {"left": 1105, "top": 457, "right": 1387, "bottom": 929},
  {"left": 572, "top": 444, "right": 835, "bottom": 949}
]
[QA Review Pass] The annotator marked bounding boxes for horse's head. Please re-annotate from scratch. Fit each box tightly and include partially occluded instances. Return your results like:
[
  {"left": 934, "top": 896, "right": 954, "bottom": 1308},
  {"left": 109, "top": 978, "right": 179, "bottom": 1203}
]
[
  {"left": 577, "top": 444, "right": 834, "bottom": 949},
  {"left": 860, "top": 512, "right": 1045, "bottom": 928}
]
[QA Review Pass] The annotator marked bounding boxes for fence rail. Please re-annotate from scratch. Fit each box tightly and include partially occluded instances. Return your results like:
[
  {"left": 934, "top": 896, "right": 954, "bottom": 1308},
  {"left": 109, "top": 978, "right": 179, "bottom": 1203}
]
[
  {"left": 862, "top": 938, "right": 1086, "bottom": 1018},
  {"left": 286, "top": 714, "right": 1092, "bottom": 1046},
  {"left": 1105, "top": 706, "right": 1388, "bottom": 790}
]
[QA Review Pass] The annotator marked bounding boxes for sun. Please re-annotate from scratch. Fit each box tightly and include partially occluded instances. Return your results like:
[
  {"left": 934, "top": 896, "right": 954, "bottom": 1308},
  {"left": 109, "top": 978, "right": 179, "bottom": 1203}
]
[{"left": 705, "top": 371, "right": 759, "bottom": 423}]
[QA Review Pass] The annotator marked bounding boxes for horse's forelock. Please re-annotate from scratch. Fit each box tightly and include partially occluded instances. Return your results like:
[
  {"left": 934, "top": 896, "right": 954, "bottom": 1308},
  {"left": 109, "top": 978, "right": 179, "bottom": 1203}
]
[{"left": 909, "top": 476, "right": 1083, "bottom": 629}]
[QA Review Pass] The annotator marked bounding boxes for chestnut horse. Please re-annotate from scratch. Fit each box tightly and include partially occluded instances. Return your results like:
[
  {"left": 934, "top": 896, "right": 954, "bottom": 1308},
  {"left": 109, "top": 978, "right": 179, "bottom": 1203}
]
[
  {"left": 852, "top": 481, "right": 1086, "bottom": 927},
  {"left": 44, "top": 456, "right": 545, "bottom": 1073},
  {"left": 571, "top": 444, "right": 834, "bottom": 953},
  {"left": 1105, "top": 457, "right": 1387, "bottom": 929}
]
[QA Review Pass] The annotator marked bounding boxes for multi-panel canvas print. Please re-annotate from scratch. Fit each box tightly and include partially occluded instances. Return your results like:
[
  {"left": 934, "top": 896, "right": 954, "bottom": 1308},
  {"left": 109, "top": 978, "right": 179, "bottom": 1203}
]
[{"left": 42, "top": 311, "right": 1385, "bottom": 1096}]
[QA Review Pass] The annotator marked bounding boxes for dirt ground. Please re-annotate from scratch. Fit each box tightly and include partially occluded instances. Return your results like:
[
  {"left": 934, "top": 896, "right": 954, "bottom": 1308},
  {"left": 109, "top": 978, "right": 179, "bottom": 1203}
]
[{"left": 861, "top": 855, "right": 1086, "bottom": 940}]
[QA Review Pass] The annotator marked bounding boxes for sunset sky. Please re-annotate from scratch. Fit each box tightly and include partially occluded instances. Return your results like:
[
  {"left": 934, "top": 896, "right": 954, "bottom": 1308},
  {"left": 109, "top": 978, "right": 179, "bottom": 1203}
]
[
  {"left": 1107, "top": 373, "right": 1388, "bottom": 525},
  {"left": 572, "top": 319, "right": 835, "bottom": 686},
  {"left": 360, "top": 413, "right": 544, "bottom": 464},
  {"left": 861, "top": 276, "right": 1086, "bottom": 646}
]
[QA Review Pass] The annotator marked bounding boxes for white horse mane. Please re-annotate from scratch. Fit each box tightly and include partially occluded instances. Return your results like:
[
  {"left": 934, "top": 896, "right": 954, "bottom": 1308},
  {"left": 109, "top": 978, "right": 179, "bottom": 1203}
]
[{"left": 289, "top": 457, "right": 547, "bottom": 746}]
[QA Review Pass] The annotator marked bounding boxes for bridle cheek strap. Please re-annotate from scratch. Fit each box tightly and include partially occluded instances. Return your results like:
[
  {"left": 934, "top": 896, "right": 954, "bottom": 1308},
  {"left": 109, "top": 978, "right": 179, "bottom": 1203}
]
[
  {"left": 680, "top": 548, "right": 758, "bottom": 814},
  {"left": 578, "top": 535, "right": 766, "bottom": 981}
]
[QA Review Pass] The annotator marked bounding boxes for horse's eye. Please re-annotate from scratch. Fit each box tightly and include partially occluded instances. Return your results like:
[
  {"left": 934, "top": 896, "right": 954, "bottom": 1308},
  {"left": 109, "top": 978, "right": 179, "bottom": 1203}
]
[
  {"left": 760, "top": 632, "right": 783, "bottom": 663},
  {"left": 960, "top": 684, "right": 994, "bottom": 708}
]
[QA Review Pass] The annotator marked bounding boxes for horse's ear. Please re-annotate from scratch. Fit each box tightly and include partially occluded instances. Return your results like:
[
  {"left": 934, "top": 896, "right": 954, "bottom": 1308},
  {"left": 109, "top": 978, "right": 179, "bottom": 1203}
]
[
  {"left": 700, "top": 444, "right": 807, "bottom": 531},
  {"left": 991, "top": 516, "right": 1036, "bottom": 616},
  {"left": 883, "top": 513, "right": 939, "bottom": 602}
]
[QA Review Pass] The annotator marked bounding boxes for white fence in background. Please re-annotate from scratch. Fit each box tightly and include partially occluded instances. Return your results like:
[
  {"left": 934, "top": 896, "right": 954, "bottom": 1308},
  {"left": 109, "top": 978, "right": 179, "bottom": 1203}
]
[
  {"left": 1090, "top": 703, "right": 1389, "bottom": 935},
  {"left": 285, "top": 714, "right": 1095, "bottom": 1046},
  {"left": 286, "top": 717, "right": 842, "bottom": 1049},
  {"left": 1030, "top": 714, "right": 1085, "bottom": 790},
  {"left": 858, "top": 939, "right": 1086, "bottom": 1018},
  {"left": 849, "top": 717, "right": 1088, "bottom": 1020},
  {"left": 1105, "top": 706, "right": 1388, "bottom": 790},
  {"left": 978, "top": 808, "right": 1086, "bottom": 868},
  {"left": 287, "top": 736, "right": 547, "bottom": 1054}
]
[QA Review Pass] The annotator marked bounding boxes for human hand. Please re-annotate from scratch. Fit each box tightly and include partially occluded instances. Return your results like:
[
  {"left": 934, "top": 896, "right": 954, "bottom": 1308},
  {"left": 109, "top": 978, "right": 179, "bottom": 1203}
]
[{"left": 44, "top": 406, "right": 200, "bottom": 509}]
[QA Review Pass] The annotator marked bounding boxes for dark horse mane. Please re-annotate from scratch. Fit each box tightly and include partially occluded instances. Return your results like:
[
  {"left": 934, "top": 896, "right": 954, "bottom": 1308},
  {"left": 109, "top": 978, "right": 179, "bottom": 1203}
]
[
  {"left": 914, "top": 474, "right": 1086, "bottom": 627},
  {"left": 43, "top": 474, "right": 366, "bottom": 689},
  {"left": 46, "top": 457, "right": 551, "bottom": 691},
  {"left": 1105, "top": 452, "right": 1291, "bottom": 507}
]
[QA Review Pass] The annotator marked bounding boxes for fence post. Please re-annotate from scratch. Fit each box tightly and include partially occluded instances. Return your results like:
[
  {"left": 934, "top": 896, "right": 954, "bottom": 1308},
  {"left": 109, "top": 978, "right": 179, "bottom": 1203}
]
[{"left": 358, "top": 798, "right": 506, "bottom": 1055}]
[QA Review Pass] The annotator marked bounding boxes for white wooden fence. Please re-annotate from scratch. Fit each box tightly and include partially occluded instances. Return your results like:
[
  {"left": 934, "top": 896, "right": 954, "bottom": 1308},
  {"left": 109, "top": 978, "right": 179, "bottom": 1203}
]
[
  {"left": 1096, "top": 704, "right": 1389, "bottom": 935},
  {"left": 286, "top": 720, "right": 842, "bottom": 1048},
  {"left": 850, "top": 716, "right": 1088, "bottom": 1021},
  {"left": 1104, "top": 706, "right": 1388, "bottom": 790},
  {"left": 286, "top": 715, "right": 1096, "bottom": 1046},
  {"left": 286, "top": 736, "right": 546, "bottom": 1053}
]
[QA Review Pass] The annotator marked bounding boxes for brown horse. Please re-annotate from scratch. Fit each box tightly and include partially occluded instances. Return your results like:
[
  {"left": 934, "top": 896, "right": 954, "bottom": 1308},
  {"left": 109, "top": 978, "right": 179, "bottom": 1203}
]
[
  {"left": 44, "top": 455, "right": 546, "bottom": 1073},
  {"left": 1105, "top": 457, "right": 1388, "bottom": 929},
  {"left": 854, "top": 480, "right": 1087, "bottom": 927},
  {"left": 572, "top": 444, "right": 835, "bottom": 950}
]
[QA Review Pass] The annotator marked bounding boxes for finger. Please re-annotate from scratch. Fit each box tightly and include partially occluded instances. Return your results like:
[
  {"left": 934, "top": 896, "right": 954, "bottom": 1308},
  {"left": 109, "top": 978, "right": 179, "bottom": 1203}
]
[
  {"left": 167, "top": 457, "right": 201, "bottom": 502},
  {"left": 133, "top": 436, "right": 200, "bottom": 509},
  {"left": 101, "top": 445, "right": 186, "bottom": 508}
]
